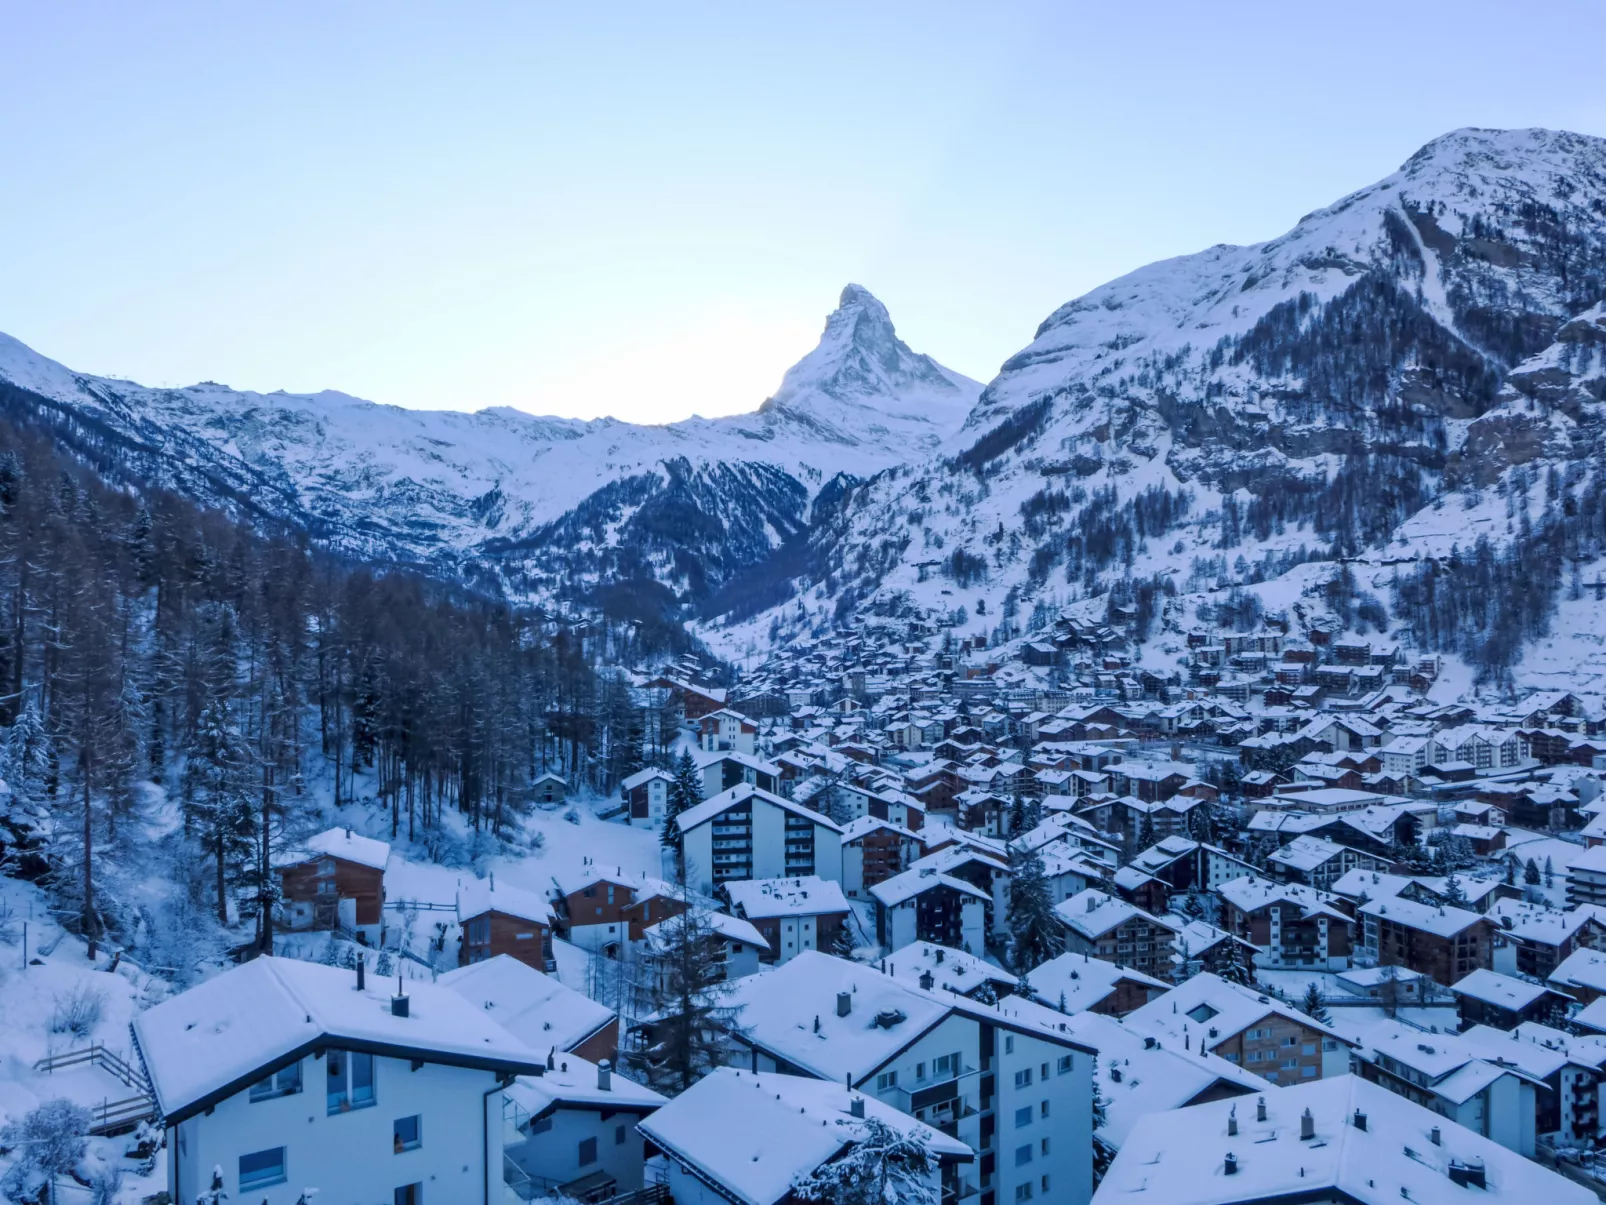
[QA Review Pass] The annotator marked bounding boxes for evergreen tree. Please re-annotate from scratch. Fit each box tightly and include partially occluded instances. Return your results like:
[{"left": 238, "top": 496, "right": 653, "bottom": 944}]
[
  {"left": 1135, "top": 811, "right": 1158, "bottom": 852},
  {"left": 2, "top": 699, "right": 51, "bottom": 808},
  {"left": 182, "top": 697, "right": 257, "bottom": 926},
  {"left": 1006, "top": 847, "right": 1064, "bottom": 973},
  {"left": 627, "top": 901, "right": 743, "bottom": 1094},
  {"left": 1300, "top": 981, "right": 1331, "bottom": 1025},
  {"left": 1090, "top": 1057, "right": 1114, "bottom": 1185},
  {"left": 661, "top": 749, "right": 702, "bottom": 863},
  {"left": 1545, "top": 856, "right": 1555, "bottom": 888},
  {"left": 1525, "top": 858, "right": 1542, "bottom": 886},
  {"left": 1442, "top": 874, "right": 1467, "bottom": 907},
  {"left": 1216, "top": 935, "right": 1254, "bottom": 986}
]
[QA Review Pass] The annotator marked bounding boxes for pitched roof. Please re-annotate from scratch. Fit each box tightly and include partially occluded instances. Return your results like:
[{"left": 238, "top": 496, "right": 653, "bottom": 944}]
[
  {"left": 677, "top": 782, "right": 844, "bottom": 834},
  {"left": 279, "top": 826, "right": 391, "bottom": 871},
  {"left": 437, "top": 955, "right": 615, "bottom": 1053},
  {"left": 725, "top": 876, "right": 851, "bottom": 919},
  {"left": 133, "top": 955, "right": 544, "bottom": 1122}
]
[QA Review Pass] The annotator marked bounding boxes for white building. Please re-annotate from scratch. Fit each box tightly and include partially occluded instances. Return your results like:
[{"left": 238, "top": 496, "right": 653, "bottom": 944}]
[
  {"left": 870, "top": 865, "right": 990, "bottom": 955},
  {"left": 503, "top": 1053, "right": 665, "bottom": 1202},
  {"left": 676, "top": 783, "right": 843, "bottom": 896},
  {"left": 639, "top": 1068, "right": 971, "bottom": 1205},
  {"left": 132, "top": 955, "right": 544, "bottom": 1205},
  {"left": 722, "top": 951, "right": 1097, "bottom": 1205},
  {"left": 1095, "top": 1074, "right": 1592, "bottom": 1205},
  {"left": 723, "top": 875, "right": 851, "bottom": 965}
]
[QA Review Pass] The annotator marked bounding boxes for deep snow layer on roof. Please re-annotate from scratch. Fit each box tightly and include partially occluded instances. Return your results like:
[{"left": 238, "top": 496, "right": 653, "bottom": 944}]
[
  {"left": 1096, "top": 1073, "right": 1592, "bottom": 1205},
  {"left": 133, "top": 955, "right": 544, "bottom": 1121},
  {"left": 639, "top": 1067, "right": 970, "bottom": 1205},
  {"left": 437, "top": 954, "right": 614, "bottom": 1053}
]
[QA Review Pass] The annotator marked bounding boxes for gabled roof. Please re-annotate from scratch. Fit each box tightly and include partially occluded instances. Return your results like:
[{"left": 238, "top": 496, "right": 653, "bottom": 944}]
[
  {"left": 133, "top": 956, "right": 544, "bottom": 1123},
  {"left": 278, "top": 826, "right": 391, "bottom": 871},
  {"left": 1026, "top": 951, "right": 1169, "bottom": 1014},
  {"left": 457, "top": 876, "right": 554, "bottom": 926},
  {"left": 677, "top": 782, "right": 843, "bottom": 834},
  {"left": 437, "top": 954, "right": 615, "bottom": 1052},
  {"left": 725, "top": 875, "right": 850, "bottom": 919},
  {"left": 870, "top": 866, "right": 990, "bottom": 908}
]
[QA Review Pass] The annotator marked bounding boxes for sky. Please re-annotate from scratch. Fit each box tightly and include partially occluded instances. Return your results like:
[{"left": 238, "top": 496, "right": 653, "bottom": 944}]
[{"left": 3, "top": 2, "right": 1606, "bottom": 425}]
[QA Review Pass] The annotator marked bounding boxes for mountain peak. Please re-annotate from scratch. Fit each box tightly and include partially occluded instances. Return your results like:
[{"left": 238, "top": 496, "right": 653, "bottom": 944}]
[{"left": 837, "top": 282, "right": 885, "bottom": 311}]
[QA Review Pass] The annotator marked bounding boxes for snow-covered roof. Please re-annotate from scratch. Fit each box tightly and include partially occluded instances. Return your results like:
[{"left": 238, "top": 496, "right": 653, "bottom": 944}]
[
  {"left": 1097, "top": 1073, "right": 1592, "bottom": 1205},
  {"left": 1460, "top": 1022, "right": 1606, "bottom": 1078},
  {"left": 1216, "top": 876, "right": 1351, "bottom": 925},
  {"left": 1359, "top": 895, "right": 1485, "bottom": 938},
  {"left": 133, "top": 955, "right": 544, "bottom": 1123},
  {"left": 437, "top": 955, "right": 615, "bottom": 1053},
  {"left": 1264, "top": 834, "right": 1346, "bottom": 872},
  {"left": 725, "top": 875, "right": 850, "bottom": 919},
  {"left": 1061, "top": 1011, "right": 1268, "bottom": 1149},
  {"left": 838, "top": 815, "right": 920, "bottom": 844},
  {"left": 638, "top": 1068, "right": 970, "bottom": 1205},
  {"left": 642, "top": 909, "right": 769, "bottom": 952},
  {"left": 1025, "top": 951, "right": 1168, "bottom": 1014},
  {"left": 621, "top": 766, "right": 674, "bottom": 791},
  {"left": 1549, "top": 946, "right": 1606, "bottom": 996},
  {"left": 879, "top": 942, "right": 1019, "bottom": 997},
  {"left": 1125, "top": 972, "right": 1346, "bottom": 1049},
  {"left": 677, "top": 782, "right": 843, "bottom": 834},
  {"left": 279, "top": 826, "right": 391, "bottom": 871},
  {"left": 1054, "top": 890, "right": 1175, "bottom": 941},
  {"left": 870, "top": 866, "right": 990, "bottom": 908},
  {"left": 457, "top": 876, "right": 554, "bottom": 925},
  {"left": 504, "top": 1054, "right": 664, "bottom": 1118},
  {"left": 1449, "top": 968, "right": 1553, "bottom": 1012}
]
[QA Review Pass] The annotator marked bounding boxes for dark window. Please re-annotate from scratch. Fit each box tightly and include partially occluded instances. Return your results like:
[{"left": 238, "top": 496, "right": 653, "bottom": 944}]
[
  {"left": 250, "top": 1062, "right": 303, "bottom": 1101},
  {"left": 615, "top": 1124, "right": 628, "bottom": 1145},
  {"left": 395, "top": 1185, "right": 422, "bottom": 1205},
  {"left": 327, "top": 1050, "right": 376, "bottom": 1114},
  {"left": 394, "top": 1115, "right": 421, "bottom": 1152},
  {"left": 239, "top": 1147, "right": 286, "bottom": 1190},
  {"left": 579, "top": 1137, "right": 598, "bottom": 1166}
]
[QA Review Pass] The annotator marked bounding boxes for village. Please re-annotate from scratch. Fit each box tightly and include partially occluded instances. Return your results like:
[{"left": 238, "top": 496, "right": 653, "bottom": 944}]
[{"left": 8, "top": 596, "right": 1606, "bottom": 1205}]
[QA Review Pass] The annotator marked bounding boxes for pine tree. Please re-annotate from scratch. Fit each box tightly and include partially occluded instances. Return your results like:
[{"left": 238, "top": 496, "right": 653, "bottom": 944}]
[
  {"left": 1090, "top": 1056, "right": 1114, "bottom": 1185},
  {"left": 626, "top": 900, "right": 743, "bottom": 1094},
  {"left": 1524, "top": 858, "right": 1542, "bottom": 885},
  {"left": 1545, "top": 856, "right": 1555, "bottom": 888},
  {"left": 1007, "top": 847, "right": 1064, "bottom": 973},
  {"left": 1442, "top": 874, "right": 1466, "bottom": 907},
  {"left": 660, "top": 749, "right": 702, "bottom": 864},
  {"left": 1135, "top": 811, "right": 1158, "bottom": 852},
  {"left": 1216, "top": 935, "right": 1254, "bottom": 986},
  {"left": 1300, "top": 981, "right": 1331, "bottom": 1025},
  {"left": 182, "top": 697, "right": 257, "bottom": 926}
]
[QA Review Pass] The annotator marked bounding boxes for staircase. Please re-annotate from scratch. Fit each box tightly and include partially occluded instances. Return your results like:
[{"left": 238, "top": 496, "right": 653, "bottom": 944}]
[{"left": 33, "top": 1044, "right": 155, "bottom": 1136}]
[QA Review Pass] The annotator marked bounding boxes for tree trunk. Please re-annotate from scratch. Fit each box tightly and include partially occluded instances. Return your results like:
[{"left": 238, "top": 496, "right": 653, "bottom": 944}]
[{"left": 82, "top": 749, "right": 96, "bottom": 961}]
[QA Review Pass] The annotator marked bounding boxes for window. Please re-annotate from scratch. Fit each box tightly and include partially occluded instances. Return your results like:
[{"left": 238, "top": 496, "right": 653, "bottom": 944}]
[
  {"left": 1323, "top": 1039, "right": 1338, "bottom": 1052},
  {"left": 394, "top": 1115, "right": 421, "bottom": 1153},
  {"left": 1040, "top": 1138, "right": 1050, "bottom": 1155},
  {"left": 916, "top": 1062, "right": 927, "bottom": 1081},
  {"left": 1014, "top": 1106, "right": 1032, "bottom": 1128},
  {"left": 1014, "top": 1144, "right": 1033, "bottom": 1167},
  {"left": 579, "top": 1137, "right": 598, "bottom": 1166},
  {"left": 239, "top": 1147, "right": 286, "bottom": 1190},
  {"left": 1056, "top": 1055, "right": 1072, "bottom": 1074},
  {"left": 1302, "top": 1065, "right": 1318, "bottom": 1078},
  {"left": 1040, "top": 1063, "right": 1049, "bottom": 1080},
  {"left": 1040, "top": 1177, "right": 1050, "bottom": 1193},
  {"left": 1014, "top": 1069, "right": 1033, "bottom": 1089},
  {"left": 934, "top": 1052, "right": 959, "bottom": 1079},
  {"left": 1303, "top": 1043, "right": 1316, "bottom": 1056},
  {"left": 395, "top": 1185, "right": 422, "bottom": 1205},
  {"left": 615, "top": 1124, "right": 628, "bottom": 1146},
  {"left": 1014, "top": 1185, "right": 1033, "bottom": 1202},
  {"left": 250, "top": 1062, "right": 303, "bottom": 1101},
  {"left": 1004, "top": 1036, "right": 1014, "bottom": 1055},
  {"left": 876, "top": 1071, "right": 898, "bottom": 1092},
  {"left": 1039, "top": 1101, "right": 1050, "bottom": 1119},
  {"left": 327, "top": 1050, "right": 376, "bottom": 1114}
]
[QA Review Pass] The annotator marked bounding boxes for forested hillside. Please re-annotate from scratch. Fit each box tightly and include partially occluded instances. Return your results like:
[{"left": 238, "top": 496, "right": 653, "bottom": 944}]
[{"left": 0, "top": 407, "right": 659, "bottom": 974}]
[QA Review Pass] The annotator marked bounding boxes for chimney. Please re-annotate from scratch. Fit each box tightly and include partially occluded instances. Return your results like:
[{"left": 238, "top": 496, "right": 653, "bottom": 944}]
[
  {"left": 547, "top": 1048, "right": 557, "bottom": 1071},
  {"left": 391, "top": 989, "right": 410, "bottom": 1018},
  {"left": 837, "top": 991, "right": 853, "bottom": 1017},
  {"left": 1447, "top": 1159, "right": 1486, "bottom": 1190},
  {"left": 1224, "top": 1153, "right": 1238, "bottom": 1176},
  {"left": 1300, "top": 1109, "right": 1314, "bottom": 1141},
  {"left": 850, "top": 1097, "right": 865, "bottom": 1119},
  {"left": 1256, "top": 1096, "right": 1267, "bottom": 1123},
  {"left": 1352, "top": 1109, "right": 1367, "bottom": 1132},
  {"left": 935, "top": 949, "right": 945, "bottom": 964},
  {"left": 1429, "top": 1126, "right": 1441, "bottom": 1147},
  {"left": 1227, "top": 1109, "right": 1238, "bottom": 1137},
  {"left": 598, "top": 1060, "right": 612, "bottom": 1091},
  {"left": 919, "top": 970, "right": 935, "bottom": 991},
  {"left": 356, "top": 954, "right": 366, "bottom": 992}
]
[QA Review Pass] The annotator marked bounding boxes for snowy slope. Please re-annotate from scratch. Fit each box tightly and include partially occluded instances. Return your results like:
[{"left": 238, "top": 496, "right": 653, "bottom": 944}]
[
  {"left": 702, "top": 128, "right": 1606, "bottom": 692},
  {"left": 0, "top": 285, "right": 978, "bottom": 602}
]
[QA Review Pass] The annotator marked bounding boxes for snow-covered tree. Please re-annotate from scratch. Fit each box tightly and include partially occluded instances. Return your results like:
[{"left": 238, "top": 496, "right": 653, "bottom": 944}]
[
  {"left": 1007, "top": 846, "right": 1063, "bottom": 972},
  {"left": 1300, "top": 981, "right": 1331, "bottom": 1025},
  {"left": 1215, "top": 935, "right": 1254, "bottom": 986},
  {"left": 197, "top": 1165, "right": 229, "bottom": 1204},
  {"left": 182, "top": 696, "right": 256, "bottom": 926},
  {"left": 1524, "top": 857, "right": 1542, "bottom": 885},
  {"left": 0, "top": 1097, "right": 91, "bottom": 1201},
  {"left": 1442, "top": 874, "right": 1467, "bottom": 907},
  {"left": 793, "top": 1115, "right": 938, "bottom": 1205},
  {"left": 1, "top": 699, "right": 51, "bottom": 808},
  {"left": 627, "top": 900, "right": 743, "bottom": 1093},
  {"left": 660, "top": 749, "right": 701, "bottom": 863}
]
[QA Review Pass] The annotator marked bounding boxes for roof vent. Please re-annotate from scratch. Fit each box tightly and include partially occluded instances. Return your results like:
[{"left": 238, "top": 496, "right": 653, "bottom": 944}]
[
  {"left": 1300, "top": 1108, "right": 1314, "bottom": 1141},
  {"left": 850, "top": 1097, "right": 865, "bottom": 1119},
  {"left": 391, "top": 991, "right": 410, "bottom": 1019},
  {"left": 598, "top": 1060, "right": 612, "bottom": 1091},
  {"left": 356, "top": 955, "right": 366, "bottom": 993},
  {"left": 1227, "top": 1108, "right": 1238, "bottom": 1137},
  {"left": 1353, "top": 1109, "right": 1367, "bottom": 1132},
  {"left": 1429, "top": 1126, "right": 1441, "bottom": 1147},
  {"left": 935, "top": 949, "right": 945, "bottom": 964},
  {"left": 874, "top": 1009, "right": 908, "bottom": 1029},
  {"left": 1143, "top": 1036, "right": 1157, "bottom": 1050},
  {"left": 919, "top": 970, "right": 935, "bottom": 991},
  {"left": 1447, "top": 1159, "right": 1486, "bottom": 1190},
  {"left": 837, "top": 991, "right": 853, "bottom": 1017},
  {"left": 1256, "top": 1097, "right": 1267, "bottom": 1123},
  {"left": 1224, "top": 1153, "right": 1238, "bottom": 1176},
  {"left": 1110, "top": 1066, "right": 1123, "bottom": 1083}
]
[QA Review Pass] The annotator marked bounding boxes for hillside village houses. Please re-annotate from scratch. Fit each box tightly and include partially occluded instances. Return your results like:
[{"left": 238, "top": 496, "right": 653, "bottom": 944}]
[{"left": 121, "top": 603, "right": 1606, "bottom": 1205}]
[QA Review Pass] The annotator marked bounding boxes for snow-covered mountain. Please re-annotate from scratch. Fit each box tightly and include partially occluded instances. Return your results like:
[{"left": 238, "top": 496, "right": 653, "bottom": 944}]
[
  {"left": 707, "top": 128, "right": 1606, "bottom": 689},
  {"left": 0, "top": 285, "right": 979, "bottom": 611}
]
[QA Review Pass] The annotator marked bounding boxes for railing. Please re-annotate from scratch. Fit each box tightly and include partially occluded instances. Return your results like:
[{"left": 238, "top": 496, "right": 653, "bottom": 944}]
[{"left": 34, "top": 1044, "right": 156, "bottom": 1136}]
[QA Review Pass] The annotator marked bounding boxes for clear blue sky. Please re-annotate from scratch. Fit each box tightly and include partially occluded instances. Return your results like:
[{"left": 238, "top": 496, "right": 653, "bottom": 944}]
[{"left": 4, "top": 2, "right": 1605, "bottom": 423}]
